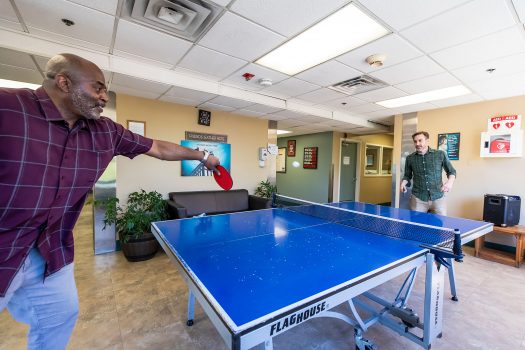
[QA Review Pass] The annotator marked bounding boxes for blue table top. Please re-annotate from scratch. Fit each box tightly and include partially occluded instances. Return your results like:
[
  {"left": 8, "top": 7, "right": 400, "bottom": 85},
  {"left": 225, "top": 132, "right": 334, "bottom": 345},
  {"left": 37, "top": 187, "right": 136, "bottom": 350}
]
[{"left": 154, "top": 208, "right": 429, "bottom": 327}]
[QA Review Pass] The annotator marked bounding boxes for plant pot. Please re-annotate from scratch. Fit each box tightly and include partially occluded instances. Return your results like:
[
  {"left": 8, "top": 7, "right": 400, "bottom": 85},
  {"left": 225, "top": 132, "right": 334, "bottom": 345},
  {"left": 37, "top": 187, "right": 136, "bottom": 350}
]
[{"left": 121, "top": 232, "right": 159, "bottom": 262}]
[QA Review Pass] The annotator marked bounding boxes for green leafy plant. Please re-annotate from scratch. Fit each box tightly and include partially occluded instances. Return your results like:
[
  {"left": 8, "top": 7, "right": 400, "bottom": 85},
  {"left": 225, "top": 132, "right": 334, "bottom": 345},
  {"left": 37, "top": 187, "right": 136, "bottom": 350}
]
[
  {"left": 254, "top": 180, "right": 277, "bottom": 199},
  {"left": 96, "top": 190, "right": 167, "bottom": 243}
]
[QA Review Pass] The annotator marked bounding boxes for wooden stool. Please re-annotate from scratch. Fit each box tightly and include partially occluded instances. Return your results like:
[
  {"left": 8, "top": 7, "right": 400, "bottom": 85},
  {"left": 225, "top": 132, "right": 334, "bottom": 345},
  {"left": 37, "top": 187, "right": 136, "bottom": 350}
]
[{"left": 474, "top": 224, "right": 525, "bottom": 268}]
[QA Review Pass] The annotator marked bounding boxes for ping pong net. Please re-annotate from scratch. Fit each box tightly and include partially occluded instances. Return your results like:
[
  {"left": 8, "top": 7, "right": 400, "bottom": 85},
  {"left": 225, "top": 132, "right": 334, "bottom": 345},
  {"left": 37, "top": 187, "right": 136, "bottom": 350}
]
[{"left": 272, "top": 194, "right": 463, "bottom": 263}]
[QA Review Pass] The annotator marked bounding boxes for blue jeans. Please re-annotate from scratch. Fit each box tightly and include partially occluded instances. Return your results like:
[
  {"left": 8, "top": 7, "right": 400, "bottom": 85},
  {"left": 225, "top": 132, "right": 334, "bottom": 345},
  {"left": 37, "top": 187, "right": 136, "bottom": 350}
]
[{"left": 0, "top": 248, "right": 79, "bottom": 349}]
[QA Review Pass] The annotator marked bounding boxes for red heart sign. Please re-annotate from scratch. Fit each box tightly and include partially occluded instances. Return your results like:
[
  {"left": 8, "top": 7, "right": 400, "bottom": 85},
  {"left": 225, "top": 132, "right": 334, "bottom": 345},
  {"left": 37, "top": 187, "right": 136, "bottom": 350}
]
[
  {"left": 505, "top": 122, "right": 515, "bottom": 129},
  {"left": 493, "top": 123, "right": 500, "bottom": 129}
]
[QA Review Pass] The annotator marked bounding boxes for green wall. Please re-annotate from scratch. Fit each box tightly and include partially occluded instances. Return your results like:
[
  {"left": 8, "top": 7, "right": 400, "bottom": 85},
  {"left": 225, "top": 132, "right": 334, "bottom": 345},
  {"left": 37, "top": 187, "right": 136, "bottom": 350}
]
[{"left": 277, "top": 132, "right": 333, "bottom": 203}]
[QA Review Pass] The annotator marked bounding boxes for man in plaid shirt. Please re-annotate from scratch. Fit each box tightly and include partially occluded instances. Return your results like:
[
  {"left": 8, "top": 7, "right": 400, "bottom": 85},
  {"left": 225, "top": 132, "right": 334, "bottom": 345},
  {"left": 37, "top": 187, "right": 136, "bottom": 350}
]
[
  {"left": 0, "top": 53, "right": 220, "bottom": 349},
  {"left": 400, "top": 131, "right": 456, "bottom": 215}
]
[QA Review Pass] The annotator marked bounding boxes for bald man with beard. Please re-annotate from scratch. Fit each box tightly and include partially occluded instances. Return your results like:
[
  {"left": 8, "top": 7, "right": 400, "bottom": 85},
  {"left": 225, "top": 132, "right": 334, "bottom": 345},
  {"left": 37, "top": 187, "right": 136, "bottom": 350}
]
[{"left": 0, "top": 53, "right": 220, "bottom": 349}]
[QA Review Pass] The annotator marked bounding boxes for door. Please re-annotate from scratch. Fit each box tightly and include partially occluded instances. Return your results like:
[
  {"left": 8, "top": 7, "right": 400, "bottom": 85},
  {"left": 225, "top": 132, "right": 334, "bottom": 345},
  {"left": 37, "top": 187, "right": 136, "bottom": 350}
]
[{"left": 339, "top": 141, "right": 357, "bottom": 202}]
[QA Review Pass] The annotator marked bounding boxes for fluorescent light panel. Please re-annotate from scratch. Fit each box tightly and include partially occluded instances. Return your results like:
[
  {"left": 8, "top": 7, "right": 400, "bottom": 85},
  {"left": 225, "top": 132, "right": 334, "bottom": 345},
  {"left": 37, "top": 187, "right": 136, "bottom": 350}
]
[
  {"left": 276, "top": 129, "right": 291, "bottom": 135},
  {"left": 376, "top": 86, "right": 471, "bottom": 108},
  {"left": 256, "top": 3, "right": 389, "bottom": 75},
  {"left": 0, "top": 79, "right": 40, "bottom": 90}
]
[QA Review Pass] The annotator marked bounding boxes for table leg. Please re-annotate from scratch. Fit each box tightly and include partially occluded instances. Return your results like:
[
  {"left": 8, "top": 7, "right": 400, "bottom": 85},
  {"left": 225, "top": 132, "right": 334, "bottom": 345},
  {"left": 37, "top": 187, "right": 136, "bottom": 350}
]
[{"left": 474, "top": 236, "right": 484, "bottom": 257}]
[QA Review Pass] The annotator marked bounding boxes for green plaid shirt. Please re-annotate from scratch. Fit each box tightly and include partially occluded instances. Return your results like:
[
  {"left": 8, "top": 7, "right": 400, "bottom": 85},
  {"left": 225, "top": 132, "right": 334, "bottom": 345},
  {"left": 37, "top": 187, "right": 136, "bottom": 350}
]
[{"left": 402, "top": 148, "right": 456, "bottom": 201}]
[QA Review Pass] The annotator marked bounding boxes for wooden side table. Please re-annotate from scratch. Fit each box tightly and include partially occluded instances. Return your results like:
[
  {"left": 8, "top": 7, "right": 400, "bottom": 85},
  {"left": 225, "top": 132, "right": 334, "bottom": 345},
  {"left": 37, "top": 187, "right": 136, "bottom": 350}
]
[{"left": 474, "top": 224, "right": 525, "bottom": 268}]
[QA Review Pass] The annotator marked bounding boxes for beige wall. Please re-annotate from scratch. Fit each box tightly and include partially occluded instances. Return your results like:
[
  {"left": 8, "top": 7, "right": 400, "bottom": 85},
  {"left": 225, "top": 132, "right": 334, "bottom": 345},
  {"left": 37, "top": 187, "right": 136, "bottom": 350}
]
[
  {"left": 332, "top": 132, "right": 393, "bottom": 204},
  {"left": 418, "top": 96, "right": 525, "bottom": 226},
  {"left": 115, "top": 94, "right": 271, "bottom": 201}
]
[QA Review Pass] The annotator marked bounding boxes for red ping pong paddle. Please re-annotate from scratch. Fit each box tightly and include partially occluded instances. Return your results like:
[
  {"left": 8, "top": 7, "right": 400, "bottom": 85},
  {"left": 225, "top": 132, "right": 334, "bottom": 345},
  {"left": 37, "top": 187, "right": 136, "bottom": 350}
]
[{"left": 213, "top": 165, "right": 233, "bottom": 191}]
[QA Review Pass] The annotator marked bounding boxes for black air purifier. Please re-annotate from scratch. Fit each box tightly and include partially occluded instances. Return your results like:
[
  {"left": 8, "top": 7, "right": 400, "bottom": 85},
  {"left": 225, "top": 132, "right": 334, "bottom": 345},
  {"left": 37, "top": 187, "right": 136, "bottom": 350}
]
[{"left": 483, "top": 194, "right": 521, "bottom": 227}]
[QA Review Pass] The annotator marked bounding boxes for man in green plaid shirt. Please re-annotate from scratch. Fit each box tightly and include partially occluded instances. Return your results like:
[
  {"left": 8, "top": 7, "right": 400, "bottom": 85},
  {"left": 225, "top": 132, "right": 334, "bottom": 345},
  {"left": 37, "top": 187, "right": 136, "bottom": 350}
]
[{"left": 400, "top": 131, "right": 456, "bottom": 215}]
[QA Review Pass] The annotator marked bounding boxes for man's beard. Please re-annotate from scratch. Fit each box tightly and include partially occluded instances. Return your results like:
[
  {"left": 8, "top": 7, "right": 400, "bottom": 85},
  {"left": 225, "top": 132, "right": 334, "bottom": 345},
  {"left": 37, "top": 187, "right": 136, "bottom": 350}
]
[{"left": 71, "top": 87, "right": 103, "bottom": 120}]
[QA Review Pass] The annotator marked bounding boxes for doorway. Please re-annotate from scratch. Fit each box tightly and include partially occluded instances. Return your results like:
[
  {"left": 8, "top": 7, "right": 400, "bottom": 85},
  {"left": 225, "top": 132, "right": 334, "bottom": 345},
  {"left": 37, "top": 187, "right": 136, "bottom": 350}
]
[{"left": 339, "top": 140, "right": 359, "bottom": 202}]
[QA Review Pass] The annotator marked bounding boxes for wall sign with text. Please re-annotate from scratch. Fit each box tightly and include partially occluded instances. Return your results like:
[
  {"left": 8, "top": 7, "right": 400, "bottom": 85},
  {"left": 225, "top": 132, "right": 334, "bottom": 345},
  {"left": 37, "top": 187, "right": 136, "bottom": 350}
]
[
  {"left": 437, "top": 133, "right": 460, "bottom": 160},
  {"left": 303, "top": 147, "right": 318, "bottom": 169}
]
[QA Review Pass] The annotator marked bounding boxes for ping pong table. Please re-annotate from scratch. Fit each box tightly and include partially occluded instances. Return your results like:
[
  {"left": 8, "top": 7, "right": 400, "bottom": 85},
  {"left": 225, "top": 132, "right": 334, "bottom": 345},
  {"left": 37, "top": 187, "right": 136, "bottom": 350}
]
[{"left": 151, "top": 195, "right": 492, "bottom": 350}]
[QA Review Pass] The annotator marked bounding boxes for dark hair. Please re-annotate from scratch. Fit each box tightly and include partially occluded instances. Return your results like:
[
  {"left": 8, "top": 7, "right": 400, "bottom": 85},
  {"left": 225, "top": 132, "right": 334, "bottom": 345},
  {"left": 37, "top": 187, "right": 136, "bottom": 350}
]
[{"left": 412, "top": 131, "right": 429, "bottom": 140}]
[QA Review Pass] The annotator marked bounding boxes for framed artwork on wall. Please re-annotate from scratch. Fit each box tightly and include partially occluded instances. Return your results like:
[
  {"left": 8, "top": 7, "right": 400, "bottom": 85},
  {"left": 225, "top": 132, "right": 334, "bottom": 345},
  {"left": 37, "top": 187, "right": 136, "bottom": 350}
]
[
  {"left": 287, "top": 140, "right": 296, "bottom": 156},
  {"left": 127, "top": 120, "right": 145, "bottom": 136}
]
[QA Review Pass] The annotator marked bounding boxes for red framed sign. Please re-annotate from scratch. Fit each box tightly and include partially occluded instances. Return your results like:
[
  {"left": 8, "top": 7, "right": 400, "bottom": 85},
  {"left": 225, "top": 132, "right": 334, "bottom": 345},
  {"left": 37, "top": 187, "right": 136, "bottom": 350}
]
[{"left": 303, "top": 147, "right": 318, "bottom": 169}]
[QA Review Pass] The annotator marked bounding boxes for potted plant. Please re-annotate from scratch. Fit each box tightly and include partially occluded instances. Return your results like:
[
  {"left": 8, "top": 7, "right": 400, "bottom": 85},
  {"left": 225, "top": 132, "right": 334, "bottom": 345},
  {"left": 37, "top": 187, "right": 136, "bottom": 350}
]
[
  {"left": 97, "top": 189, "right": 168, "bottom": 262},
  {"left": 254, "top": 180, "right": 277, "bottom": 199}
]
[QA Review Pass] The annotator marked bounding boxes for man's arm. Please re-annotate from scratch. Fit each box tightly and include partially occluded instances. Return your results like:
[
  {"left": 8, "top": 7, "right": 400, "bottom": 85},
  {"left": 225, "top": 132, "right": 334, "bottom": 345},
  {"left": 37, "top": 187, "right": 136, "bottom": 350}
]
[
  {"left": 441, "top": 151, "right": 456, "bottom": 192},
  {"left": 145, "top": 140, "right": 219, "bottom": 170},
  {"left": 400, "top": 156, "right": 412, "bottom": 193}
]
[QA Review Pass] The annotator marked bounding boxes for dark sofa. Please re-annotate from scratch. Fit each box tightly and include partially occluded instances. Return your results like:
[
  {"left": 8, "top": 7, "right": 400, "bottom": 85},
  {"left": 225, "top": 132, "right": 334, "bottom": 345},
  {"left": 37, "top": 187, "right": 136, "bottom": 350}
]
[{"left": 167, "top": 189, "right": 272, "bottom": 219}]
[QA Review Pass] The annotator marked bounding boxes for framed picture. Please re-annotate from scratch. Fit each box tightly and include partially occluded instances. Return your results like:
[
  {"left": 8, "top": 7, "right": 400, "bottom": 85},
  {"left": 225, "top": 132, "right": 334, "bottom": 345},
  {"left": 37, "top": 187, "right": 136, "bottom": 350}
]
[
  {"left": 277, "top": 147, "right": 286, "bottom": 173},
  {"left": 287, "top": 140, "right": 296, "bottom": 157},
  {"left": 366, "top": 154, "right": 374, "bottom": 166},
  {"left": 303, "top": 147, "right": 318, "bottom": 169},
  {"left": 437, "top": 132, "right": 460, "bottom": 160},
  {"left": 127, "top": 120, "right": 145, "bottom": 136}
]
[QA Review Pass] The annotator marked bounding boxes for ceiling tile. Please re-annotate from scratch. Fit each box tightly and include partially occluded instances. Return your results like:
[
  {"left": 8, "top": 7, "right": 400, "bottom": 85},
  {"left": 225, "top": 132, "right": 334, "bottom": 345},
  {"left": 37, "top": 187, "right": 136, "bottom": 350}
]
[
  {"left": 0, "top": 63, "right": 43, "bottom": 84},
  {"left": 430, "top": 26, "right": 525, "bottom": 71},
  {"left": 111, "top": 73, "right": 171, "bottom": 94},
  {"left": 111, "top": 84, "right": 163, "bottom": 100},
  {"left": 207, "top": 95, "right": 254, "bottom": 109},
  {"left": 270, "top": 110, "right": 308, "bottom": 119},
  {"left": 468, "top": 70, "right": 525, "bottom": 99},
  {"left": 452, "top": 52, "right": 525, "bottom": 84},
  {"left": 177, "top": 46, "right": 248, "bottom": 80},
  {"left": 512, "top": 0, "right": 525, "bottom": 22},
  {"left": 0, "top": 2, "right": 23, "bottom": 31},
  {"left": 16, "top": 0, "right": 114, "bottom": 48},
  {"left": 295, "top": 88, "right": 347, "bottom": 104},
  {"left": 198, "top": 101, "right": 236, "bottom": 112},
  {"left": 159, "top": 95, "right": 204, "bottom": 107},
  {"left": 198, "top": 12, "right": 285, "bottom": 61},
  {"left": 348, "top": 103, "right": 386, "bottom": 113},
  {"left": 358, "top": 0, "right": 471, "bottom": 31},
  {"left": 232, "top": 109, "right": 267, "bottom": 117},
  {"left": 67, "top": 0, "right": 118, "bottom": 15},
  {"left": 369, "top": 56, "right": 445, "bottom": 85},
  {"left": 222, "top": 63, "right": 288, "bottom": 90},
  {"left": 336, "top": 34, "right": 423, "bottom": 73},
  {"left": 430, "top": 93, "right": 483, "bottom": 108},
  {"left": 0, "top": 48, "right": 39, "bottom": 69},
  {"left": 164, "top": 86, "right": 217, "bottom": 103},
  {"left": 262, "top": 78, "right": 320, "bottom": 98},
  {"left": 295, "top": 60, "right": 362, "bottom": 87},
  {"left": 243, "top": 104, "right": 283, "bottom": 114},
  {"left": 353, "top": 86, "right": 407, "bottom": 102},
  {"left": 322, "top": 95, "right": 368, "bottom": 110},
  {"left": 114, "top": 20, "right": 192, "bottom": 65},
  {"left": 396, "top": 72, "right": 461, "bottom": 94},
  {"left": 230, "top": 0, "right": 349, "bottom": 37},
  {"left": 400, "top": 0, "right": 516, "bottom": 53}
]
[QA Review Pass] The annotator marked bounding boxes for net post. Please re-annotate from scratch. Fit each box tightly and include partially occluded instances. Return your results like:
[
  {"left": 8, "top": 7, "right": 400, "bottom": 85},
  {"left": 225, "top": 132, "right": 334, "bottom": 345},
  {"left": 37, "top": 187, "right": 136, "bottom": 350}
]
[{"left": 453, "top": 229, "right": 463, "bottom": 262}]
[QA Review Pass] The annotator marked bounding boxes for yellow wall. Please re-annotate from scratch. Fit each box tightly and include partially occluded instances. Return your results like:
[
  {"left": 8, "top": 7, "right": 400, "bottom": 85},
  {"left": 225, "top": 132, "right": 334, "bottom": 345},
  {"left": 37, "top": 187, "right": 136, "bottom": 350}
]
[
  {"left": 418, "top": 95, "right": 525, "bottom": 225},
  {"left": 115, "top": 94, "right": 271, "bottom": 201},
  {"left": 332, "top": 132, "right": 393, "bottom": 204}
]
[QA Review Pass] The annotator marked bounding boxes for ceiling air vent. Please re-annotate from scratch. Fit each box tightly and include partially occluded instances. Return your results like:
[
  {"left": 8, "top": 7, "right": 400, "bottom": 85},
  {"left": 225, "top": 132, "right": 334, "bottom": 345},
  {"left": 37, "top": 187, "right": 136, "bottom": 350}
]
[
  {"left": 125, "top": 0, "right": 223, "bottom": 42},
  {"left": 329, "top": 75, "right": 387, "bottom": 96}
]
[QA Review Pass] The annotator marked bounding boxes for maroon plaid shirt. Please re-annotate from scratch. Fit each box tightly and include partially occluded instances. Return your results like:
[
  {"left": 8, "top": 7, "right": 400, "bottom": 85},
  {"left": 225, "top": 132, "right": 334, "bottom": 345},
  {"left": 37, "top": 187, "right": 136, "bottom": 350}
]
[{"left": 0, "top": 87, "right": 153, "bottom": 297}]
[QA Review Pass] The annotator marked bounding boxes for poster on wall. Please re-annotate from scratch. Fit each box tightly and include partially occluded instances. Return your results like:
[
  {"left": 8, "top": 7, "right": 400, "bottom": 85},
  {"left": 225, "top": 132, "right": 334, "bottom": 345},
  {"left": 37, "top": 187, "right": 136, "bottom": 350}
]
[
  {"left": 303, "top": 147, "right": 318, "bottom": 169},
  {"left": 181, "top": 140, "right": 231, "bottom": 176},
  {"left": 277, "top": 147, "right": 286, "bottom": 173},
  {"left": 437, "top": 133, "right": 460, "bottom": 160}
]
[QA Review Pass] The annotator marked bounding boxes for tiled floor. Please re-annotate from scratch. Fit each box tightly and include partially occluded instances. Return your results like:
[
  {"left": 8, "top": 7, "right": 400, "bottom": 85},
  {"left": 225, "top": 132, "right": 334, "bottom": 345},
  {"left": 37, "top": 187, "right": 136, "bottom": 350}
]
[{"left": 1, "top": 201, "right": 525, "bottom": 349}]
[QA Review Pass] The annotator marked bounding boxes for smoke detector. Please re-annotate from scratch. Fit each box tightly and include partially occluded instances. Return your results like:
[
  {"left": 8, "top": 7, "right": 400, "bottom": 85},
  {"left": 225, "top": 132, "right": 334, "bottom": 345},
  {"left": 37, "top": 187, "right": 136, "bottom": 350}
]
[
  {"left": 366, "top": 54, "right": 386, "bottom": 67},
  {"left": 258, "top": 78, "right": 273, "bottom": 87}
]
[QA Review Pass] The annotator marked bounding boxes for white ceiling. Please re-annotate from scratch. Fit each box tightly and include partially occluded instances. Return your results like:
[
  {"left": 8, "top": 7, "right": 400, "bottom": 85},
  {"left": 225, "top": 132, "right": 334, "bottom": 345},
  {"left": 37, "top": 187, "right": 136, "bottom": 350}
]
[{"left": 1, "top": 0, "right": 525, "bottom": 136}]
